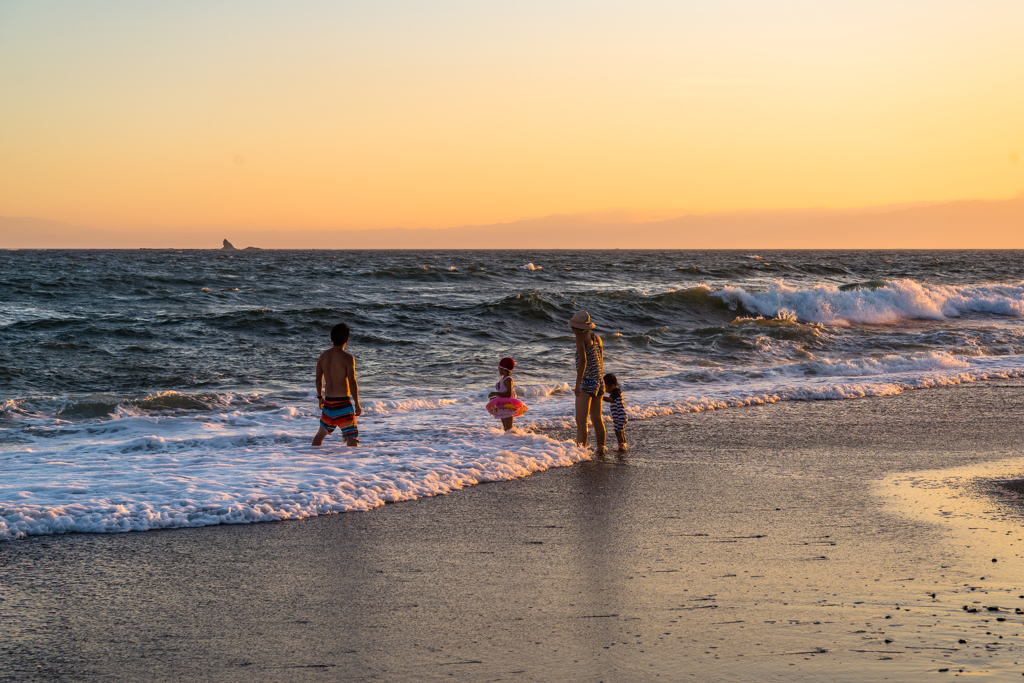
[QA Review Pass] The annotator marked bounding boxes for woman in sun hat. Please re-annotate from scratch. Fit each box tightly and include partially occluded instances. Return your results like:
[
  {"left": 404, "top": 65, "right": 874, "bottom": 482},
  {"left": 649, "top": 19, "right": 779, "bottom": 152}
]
[{"left": 567, "top": 310, "right": 606, "bottom": 454}]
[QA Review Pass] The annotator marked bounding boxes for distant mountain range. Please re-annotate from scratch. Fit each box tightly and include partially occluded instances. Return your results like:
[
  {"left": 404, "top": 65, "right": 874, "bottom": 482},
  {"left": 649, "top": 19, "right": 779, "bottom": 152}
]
[{"left": 2, "top": 195, "right": 1023, "bottom": 249}]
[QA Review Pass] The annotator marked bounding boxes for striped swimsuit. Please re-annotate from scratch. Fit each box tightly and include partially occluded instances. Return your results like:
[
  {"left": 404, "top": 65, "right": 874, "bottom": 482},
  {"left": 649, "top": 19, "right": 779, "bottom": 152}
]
[
  {"left": 576, "top": 333, "right": 604, "bottom": 396},
  {"left": 604, "top": 387, "right": 628, "bottom": 431},
  {"left": 320, "top": 396, "right": 358, "bottom": 440}
]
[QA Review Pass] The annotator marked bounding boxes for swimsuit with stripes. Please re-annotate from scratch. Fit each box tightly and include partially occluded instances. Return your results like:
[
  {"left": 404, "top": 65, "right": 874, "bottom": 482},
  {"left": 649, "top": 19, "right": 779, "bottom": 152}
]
[
  {"left": 320, "top": 396, "right": 358, "bottom": 440},
  {"left": 576, "top": 332, "right": 604, "bottom": 396},
  {"left": 604, "top": 387, "right": 628, "bottom": 431}
]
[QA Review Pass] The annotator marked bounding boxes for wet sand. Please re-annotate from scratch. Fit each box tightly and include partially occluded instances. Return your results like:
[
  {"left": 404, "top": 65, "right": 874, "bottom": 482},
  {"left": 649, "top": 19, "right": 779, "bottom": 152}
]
[{"left": 4, "top": 380, "right": 1024, "bottom": 682}]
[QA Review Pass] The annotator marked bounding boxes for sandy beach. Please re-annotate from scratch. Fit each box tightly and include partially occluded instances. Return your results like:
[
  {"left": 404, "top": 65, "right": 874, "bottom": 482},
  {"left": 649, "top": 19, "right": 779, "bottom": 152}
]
[{"left": 4, "top": 379, "right": 1024, "bottom": 682}]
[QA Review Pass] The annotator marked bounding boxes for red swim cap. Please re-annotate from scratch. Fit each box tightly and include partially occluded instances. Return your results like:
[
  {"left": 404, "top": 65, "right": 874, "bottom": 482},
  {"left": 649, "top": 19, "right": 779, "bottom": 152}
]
[{"left": 498, "top": 357, "right": 515, "bottom": 372}]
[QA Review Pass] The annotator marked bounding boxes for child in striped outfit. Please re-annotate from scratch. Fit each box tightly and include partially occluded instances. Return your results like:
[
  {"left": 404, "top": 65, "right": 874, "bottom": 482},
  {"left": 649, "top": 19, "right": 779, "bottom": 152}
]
[{"left": 602, "top": 373, "right": 628, "bottom": 452}]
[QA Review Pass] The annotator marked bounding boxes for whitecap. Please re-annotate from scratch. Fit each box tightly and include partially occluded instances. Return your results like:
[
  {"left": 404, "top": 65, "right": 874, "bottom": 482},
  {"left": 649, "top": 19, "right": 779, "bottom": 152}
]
[{"left": 713, "top": 279, "right": 1024, "bottom": 325}]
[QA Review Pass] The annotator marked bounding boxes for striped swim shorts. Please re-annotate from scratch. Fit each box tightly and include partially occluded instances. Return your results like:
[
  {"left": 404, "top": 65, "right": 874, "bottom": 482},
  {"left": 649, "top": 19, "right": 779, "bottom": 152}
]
[{"left": 320, "top": 396, "right": 358, "bottom": 440}]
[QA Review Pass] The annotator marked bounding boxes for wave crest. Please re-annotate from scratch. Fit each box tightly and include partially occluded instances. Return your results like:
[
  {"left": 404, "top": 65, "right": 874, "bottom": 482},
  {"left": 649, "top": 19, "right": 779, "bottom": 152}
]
[{"left": 714, "top": 279, "right": 1024, "bottom": 325}]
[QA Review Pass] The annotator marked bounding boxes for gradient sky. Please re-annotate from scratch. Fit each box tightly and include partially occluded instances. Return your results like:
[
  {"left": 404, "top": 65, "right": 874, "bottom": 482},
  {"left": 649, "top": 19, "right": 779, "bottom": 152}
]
[{"left": 1, "top": 0, "right": 1022, "bottom": 231}]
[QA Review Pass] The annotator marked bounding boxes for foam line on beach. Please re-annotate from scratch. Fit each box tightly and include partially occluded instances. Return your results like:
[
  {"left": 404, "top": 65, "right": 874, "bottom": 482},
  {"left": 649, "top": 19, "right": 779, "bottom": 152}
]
[
  {"left": 523, "top": 354, "right": 1024, "bottom": 429},
  {"left": 0, "top": 425, "right": 588, "bottom": 540},
  {"left": 5, "top": 352, "right": 1024, "bottom": 541}
]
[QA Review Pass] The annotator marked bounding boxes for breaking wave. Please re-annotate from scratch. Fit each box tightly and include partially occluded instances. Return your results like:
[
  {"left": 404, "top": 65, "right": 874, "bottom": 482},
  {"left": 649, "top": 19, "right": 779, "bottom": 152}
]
[{"left": 714, "top": 279, "right": 1024, "bottom": 325}]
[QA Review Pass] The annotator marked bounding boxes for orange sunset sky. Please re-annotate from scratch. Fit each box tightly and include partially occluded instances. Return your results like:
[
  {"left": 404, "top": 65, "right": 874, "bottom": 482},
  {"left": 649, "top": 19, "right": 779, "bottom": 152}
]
[{"left": 1, "top": 0, "right": 1022, "bottom": 239}]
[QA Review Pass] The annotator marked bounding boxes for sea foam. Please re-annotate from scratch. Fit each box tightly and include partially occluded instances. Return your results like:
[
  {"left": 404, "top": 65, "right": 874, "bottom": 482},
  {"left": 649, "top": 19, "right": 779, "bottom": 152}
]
[
  {"left": 0, "top": 409, "right": 589, "bottom": 540},
  {"left": 715, "top": 280, "right": 1024, "bottom": 325},
  {"left": 5, "top": 350, "right": 1024, "bottom": 540}
]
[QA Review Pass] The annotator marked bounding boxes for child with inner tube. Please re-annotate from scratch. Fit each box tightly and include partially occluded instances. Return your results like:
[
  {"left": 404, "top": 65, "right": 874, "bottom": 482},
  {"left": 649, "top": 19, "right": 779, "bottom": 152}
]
[{"left": 487, "top": 357, "right": 527, "bottom": 430}]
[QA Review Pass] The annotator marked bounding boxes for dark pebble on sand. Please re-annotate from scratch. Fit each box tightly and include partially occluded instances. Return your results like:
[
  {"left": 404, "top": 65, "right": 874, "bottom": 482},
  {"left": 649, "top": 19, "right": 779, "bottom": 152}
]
[{"left": 959, "top": 639, "right": 967, "bottom": 644}]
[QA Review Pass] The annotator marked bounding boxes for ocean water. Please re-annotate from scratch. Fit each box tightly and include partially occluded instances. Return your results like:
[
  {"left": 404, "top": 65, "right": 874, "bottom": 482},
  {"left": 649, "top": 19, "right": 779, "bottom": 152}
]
[{"left": 2, "top": 249, "right": 1024, "bottom": 540}]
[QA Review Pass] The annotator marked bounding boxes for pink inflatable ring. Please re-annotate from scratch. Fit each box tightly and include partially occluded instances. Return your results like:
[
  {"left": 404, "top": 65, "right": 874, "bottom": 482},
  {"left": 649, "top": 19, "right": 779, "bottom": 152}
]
[{"left": 486, "top": 397, "right": 528, "bottom": 419}]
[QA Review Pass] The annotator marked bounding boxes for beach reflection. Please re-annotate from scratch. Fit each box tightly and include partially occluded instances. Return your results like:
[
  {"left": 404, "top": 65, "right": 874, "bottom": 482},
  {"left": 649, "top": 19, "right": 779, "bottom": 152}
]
[{"left": 559, "top": 456, "right": 654, "bottom": 676}]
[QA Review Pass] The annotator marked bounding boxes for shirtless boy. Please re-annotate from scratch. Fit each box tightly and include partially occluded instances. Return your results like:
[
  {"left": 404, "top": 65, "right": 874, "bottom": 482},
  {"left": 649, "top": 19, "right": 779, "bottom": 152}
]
[{"left": 312, "top": 323, "right": 362, "bottom": 447}]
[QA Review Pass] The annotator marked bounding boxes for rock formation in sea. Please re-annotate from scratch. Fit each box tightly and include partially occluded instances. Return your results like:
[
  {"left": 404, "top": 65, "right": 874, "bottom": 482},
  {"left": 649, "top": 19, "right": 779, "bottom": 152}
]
[{"left": 222, "top": 239, "right": 236, "bottom": 250}]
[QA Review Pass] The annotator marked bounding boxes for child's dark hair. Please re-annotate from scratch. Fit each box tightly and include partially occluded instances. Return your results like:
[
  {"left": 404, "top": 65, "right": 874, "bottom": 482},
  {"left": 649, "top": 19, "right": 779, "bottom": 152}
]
[
  {"left": 603, "top": 373, "right": 617, "bottom": 387},
  {"left": 330, "top": 323, "right": 351, "bottom": 346}
]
